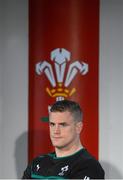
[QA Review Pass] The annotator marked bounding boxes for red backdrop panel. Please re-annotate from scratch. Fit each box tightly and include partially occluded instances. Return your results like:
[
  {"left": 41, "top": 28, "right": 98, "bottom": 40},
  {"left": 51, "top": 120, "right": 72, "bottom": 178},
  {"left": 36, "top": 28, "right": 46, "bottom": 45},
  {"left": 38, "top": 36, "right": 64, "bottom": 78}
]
[{"left": 29, "top": 0, "right": 99, "bottom": 162}]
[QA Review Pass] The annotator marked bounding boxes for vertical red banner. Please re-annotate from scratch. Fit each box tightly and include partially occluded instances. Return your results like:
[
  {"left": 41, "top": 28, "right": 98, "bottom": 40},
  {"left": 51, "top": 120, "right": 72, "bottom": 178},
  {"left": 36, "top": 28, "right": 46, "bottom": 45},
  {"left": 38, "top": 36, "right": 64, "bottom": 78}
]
[{"left": 29, "top": 0, "right": 99, "bottom": 161}]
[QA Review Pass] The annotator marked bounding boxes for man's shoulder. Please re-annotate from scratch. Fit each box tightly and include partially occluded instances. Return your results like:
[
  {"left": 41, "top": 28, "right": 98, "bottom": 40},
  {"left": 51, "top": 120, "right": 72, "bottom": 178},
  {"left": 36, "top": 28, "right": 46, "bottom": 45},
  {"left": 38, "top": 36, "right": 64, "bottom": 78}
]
[
  {"left": 31, "top": 152, "right": 55, "bottom": 163},
  {"left": 79, "top": 148, "right": 98, "bottom": 161},
  {"left": 71, "top": 149, "right": 104, "bottom": 177},
  {"left": 77, "top": 149, "right": 104, "bottom": 173}
]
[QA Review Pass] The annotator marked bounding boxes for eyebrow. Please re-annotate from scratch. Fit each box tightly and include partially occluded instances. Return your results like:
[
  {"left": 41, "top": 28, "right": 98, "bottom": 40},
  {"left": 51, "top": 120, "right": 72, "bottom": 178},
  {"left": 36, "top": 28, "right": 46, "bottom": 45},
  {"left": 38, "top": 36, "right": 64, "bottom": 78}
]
[{"left": 49, "top": 121, "right": 69, "bottom": 125}]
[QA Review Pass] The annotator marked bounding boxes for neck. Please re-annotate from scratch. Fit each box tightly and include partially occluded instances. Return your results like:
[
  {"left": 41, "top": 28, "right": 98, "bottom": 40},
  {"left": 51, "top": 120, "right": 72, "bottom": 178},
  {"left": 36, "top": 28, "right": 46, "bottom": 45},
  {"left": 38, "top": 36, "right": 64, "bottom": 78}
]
[{"left": 55, "top": 141, "right": 83, "bottom": 157}]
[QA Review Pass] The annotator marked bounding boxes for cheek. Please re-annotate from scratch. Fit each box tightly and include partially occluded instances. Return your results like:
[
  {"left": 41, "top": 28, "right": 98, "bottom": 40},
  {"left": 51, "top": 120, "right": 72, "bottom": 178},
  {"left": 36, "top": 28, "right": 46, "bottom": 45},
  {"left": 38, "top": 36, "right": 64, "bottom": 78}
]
[
  {"left": 67, "top": 127, "right": 77, "bottom": 135},
  {"left": 49, "top": 127, "right": 53, "bottom": 135},
  {"left": 69, "top": 125, "right": 80, "bottom": 135}
]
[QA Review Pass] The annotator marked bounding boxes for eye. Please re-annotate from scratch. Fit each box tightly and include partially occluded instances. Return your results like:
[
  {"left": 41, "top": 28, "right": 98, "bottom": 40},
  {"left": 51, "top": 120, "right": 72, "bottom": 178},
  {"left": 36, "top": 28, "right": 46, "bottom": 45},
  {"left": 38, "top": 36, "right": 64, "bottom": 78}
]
[
  {"left": 60, "top": 123, "right": 68, "bottom": 127},
  {"left": 49, "top": 122, "right": 55, "bottom": 127}
]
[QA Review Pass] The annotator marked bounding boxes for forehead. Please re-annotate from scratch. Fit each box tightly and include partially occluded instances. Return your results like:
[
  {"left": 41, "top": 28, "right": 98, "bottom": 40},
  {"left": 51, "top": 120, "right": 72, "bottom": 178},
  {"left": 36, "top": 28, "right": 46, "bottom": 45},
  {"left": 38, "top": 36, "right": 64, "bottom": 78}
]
[{"left": 49, "top": 111, "right": 74, "bottom": 123}]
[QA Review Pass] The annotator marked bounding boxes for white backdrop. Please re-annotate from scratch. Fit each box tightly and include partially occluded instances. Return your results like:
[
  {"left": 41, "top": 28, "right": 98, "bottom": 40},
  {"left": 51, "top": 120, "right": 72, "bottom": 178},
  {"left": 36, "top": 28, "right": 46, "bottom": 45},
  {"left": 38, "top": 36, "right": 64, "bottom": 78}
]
[
  {"left": 99, "top": 0, "right": 123, "bottom": 178},
  {"left": 0, "top": 0, "right": 28, "bottom": 178},
  {"left": 0, "top": 0, "right": 123, "bottom": 178}
]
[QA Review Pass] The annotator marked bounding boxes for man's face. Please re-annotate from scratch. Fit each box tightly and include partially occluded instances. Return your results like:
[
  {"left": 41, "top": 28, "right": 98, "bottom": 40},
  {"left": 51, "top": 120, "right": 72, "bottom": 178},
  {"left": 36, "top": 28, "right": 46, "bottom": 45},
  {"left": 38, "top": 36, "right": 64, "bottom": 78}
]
[{"left": 49, "top": 111, "right": 82, "bottom": 150}]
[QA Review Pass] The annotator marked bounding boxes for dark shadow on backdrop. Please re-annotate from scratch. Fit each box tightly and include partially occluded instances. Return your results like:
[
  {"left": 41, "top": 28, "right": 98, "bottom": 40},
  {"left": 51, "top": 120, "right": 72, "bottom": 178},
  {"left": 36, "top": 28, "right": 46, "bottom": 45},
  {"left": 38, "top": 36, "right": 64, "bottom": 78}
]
[
  {"left": 15, "top": 129, "right": 52, "bottom": 178},
  {"left": 14, "top": 132, "right": 28, "bottom": 178},
  {"left": 100, "top": 160, "right": 123, "bottom": 179}
]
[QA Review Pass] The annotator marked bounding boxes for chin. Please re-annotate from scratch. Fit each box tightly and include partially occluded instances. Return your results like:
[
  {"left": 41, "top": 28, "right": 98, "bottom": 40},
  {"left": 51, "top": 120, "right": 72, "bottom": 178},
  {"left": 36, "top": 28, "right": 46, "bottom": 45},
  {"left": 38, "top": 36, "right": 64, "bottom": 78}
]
[
  {"left": 54, "top": 143, "right": 66, "bottom": 149},
  {"left": 52, "top": 142, "right": 62, "bottom": 148},
  {"left": 52, "top": 142, "right": 61, "bottom": 147}
]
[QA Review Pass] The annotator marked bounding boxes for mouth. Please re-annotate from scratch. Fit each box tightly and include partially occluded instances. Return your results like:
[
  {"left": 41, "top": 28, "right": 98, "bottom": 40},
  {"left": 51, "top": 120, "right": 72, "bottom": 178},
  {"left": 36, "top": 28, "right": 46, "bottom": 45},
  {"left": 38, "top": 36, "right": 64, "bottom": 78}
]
[{"left": 51, "top": 137, "right": 62, "bottom": 140}]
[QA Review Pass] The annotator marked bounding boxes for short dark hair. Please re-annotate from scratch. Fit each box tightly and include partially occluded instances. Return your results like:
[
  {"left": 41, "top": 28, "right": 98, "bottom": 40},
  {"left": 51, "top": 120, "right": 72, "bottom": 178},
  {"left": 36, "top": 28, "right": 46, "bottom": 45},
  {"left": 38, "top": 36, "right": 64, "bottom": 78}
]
[{"left": 50, "top": 99, "right": 83, "bottom": 122}]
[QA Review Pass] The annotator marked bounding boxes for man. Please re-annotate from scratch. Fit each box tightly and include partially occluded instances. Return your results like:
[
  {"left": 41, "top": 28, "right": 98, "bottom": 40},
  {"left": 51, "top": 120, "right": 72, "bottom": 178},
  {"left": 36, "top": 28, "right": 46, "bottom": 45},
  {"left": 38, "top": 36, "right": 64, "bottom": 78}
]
[{"left": 22, "top": 100, "right": 105, "bottom": 179}]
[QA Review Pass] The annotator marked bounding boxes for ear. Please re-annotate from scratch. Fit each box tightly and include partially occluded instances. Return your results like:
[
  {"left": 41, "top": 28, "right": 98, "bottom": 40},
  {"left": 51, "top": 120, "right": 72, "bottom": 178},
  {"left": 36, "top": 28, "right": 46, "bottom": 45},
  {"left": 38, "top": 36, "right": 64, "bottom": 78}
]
[{"left": 76, "top": 122, "right": 83, "bottom": 134}]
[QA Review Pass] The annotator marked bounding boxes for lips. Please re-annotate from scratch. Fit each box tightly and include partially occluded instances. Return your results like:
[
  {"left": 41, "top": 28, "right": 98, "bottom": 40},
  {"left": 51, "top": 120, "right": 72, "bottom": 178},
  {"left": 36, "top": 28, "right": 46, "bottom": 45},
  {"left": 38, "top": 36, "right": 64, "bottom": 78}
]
[
  {"left": 51, "top": 136, "right": 62, "bottom": 140},
  {"left": 52, "top": 137, "right": 61, "bottom": 139}
]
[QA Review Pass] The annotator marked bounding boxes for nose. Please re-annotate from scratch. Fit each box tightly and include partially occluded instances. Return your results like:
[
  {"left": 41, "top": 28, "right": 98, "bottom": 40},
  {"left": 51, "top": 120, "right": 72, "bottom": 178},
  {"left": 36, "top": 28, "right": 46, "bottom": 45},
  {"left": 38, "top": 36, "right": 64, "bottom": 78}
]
[{"left": 54, "top": 125, "right": 60, "bottom": 134}]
